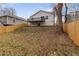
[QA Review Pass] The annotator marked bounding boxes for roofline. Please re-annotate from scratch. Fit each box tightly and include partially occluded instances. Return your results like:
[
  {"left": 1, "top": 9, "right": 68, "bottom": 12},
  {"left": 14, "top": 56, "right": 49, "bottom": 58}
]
[{"left": 30, "top": 10, "right": 54, "bottom": 18}]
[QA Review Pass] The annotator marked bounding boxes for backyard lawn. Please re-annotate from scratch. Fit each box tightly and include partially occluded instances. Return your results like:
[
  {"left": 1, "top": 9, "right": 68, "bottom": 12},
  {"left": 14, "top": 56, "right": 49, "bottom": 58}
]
[{"left": 0, "top": 26, "right": 79, "bottom": 56}]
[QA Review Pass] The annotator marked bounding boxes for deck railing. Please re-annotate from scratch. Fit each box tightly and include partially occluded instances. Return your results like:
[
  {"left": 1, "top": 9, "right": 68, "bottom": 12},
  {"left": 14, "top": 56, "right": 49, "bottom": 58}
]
[{"left": 29, "top": 16, "right": 45, "bottom": 22}]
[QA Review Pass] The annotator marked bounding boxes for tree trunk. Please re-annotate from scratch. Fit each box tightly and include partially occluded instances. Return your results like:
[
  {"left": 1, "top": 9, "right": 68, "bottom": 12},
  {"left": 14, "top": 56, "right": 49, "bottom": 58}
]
[
  {"left": 64, "top": 3, "right": 68, "bottom": 23},
  {"left": 55, "top": 3, "right": 63, "bottom": 32}
]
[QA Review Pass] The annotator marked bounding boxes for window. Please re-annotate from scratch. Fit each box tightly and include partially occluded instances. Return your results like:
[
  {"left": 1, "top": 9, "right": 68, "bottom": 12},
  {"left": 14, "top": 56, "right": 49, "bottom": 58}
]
[
  {"left": 41, "top": 16, "right": 45, "bottom": 21},
  {"left": 13, "top": 19, "right": 15, "bottom": 23},
  {"left": 46, "top": 16, "right": 48, "bottom": 19},
  {"left": 3, "top": 17, "right": 7, "bottom": 24}
]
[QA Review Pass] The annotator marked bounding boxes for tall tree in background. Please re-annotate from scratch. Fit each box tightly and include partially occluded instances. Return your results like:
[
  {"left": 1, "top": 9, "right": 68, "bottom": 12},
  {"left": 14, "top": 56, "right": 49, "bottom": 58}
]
[{"left": 54, "top": 3, "right": 63, "bottom": 32}]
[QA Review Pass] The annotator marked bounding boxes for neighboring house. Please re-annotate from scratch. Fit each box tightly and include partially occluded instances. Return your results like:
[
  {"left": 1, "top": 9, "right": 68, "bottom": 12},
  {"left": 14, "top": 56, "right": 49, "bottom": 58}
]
[
  {"left": 28, "top": 10, "right": 55, "bottom": 26},
  {"left": 0, "top": 15, "right": 26, "bottom": 26},
  {"left": 66, "top": 11, "right": 79, "bottom": 23}
]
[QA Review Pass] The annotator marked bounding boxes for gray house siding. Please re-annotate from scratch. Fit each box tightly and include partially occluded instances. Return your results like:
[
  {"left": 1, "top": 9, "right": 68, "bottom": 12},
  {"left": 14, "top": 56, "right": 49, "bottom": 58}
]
[
  {"left": 7, "top": 17, "right": 15, "bottom": 24},
  {"left": 0, "top": 15, "right": 26, "bottom": 25}
]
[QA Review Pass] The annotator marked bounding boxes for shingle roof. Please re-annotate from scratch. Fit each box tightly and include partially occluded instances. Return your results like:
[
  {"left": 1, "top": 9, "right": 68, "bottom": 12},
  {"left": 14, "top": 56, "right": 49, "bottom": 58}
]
[{"left": 30, "top": 10, "right": 54, "bottom": 18}]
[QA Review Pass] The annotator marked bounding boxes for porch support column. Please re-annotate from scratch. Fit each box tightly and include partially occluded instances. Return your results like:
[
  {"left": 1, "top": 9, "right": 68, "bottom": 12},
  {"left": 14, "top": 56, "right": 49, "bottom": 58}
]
[{"left": 7, "top": 16, "right": 8, "bottom": 24}]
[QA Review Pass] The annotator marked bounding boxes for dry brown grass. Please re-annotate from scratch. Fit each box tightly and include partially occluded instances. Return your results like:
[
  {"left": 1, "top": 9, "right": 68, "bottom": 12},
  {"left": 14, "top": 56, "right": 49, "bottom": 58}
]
[{"left": 0, "top": 26, "right": 79, "bottom": 56}]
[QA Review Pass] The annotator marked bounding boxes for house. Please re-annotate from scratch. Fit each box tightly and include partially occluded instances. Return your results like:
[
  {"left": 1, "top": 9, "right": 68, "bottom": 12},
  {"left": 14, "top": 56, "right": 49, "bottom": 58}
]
[
  {"left": 66, "top": 11, "right": 79, "bottom": 23},
  {"left": 0, "top": 15, "right": 26, "bottom": 26},
  {"left": 28, "top": 10, "right": 55, "bottom": 26}
]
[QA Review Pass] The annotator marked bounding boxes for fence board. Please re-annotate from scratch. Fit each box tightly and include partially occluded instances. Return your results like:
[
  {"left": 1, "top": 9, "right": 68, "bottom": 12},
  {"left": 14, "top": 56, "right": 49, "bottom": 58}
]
[
  {"left": 63, "top": 21, "right": 79, "bottom": 46},
  {"left": 0, "top": 23, "right": 27, "bottom": 34}
]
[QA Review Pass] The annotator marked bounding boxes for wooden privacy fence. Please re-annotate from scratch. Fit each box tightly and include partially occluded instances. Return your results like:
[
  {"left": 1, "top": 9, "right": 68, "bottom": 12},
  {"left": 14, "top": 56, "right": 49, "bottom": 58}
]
[
  {"left": 0, "top": 23, "right": 27, "bottom": 34},
  {"left": 63, "top": 20, "right": 79, "bottom": 46}
]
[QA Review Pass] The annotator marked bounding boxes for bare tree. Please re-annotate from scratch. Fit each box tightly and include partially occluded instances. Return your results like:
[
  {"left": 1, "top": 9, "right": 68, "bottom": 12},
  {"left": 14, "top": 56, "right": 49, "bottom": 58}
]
[
  {"left": 64, "top": 3, "right": 68, "bottom": 23},
  {"left": 54, "top": 3, "right": 63, "bottom": 32},
  {"left": 9, "top": 8, "right": 16, "bottom": 16},
  {"left": 0, "top": 7, "right": 16, "bottom": 16}
]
